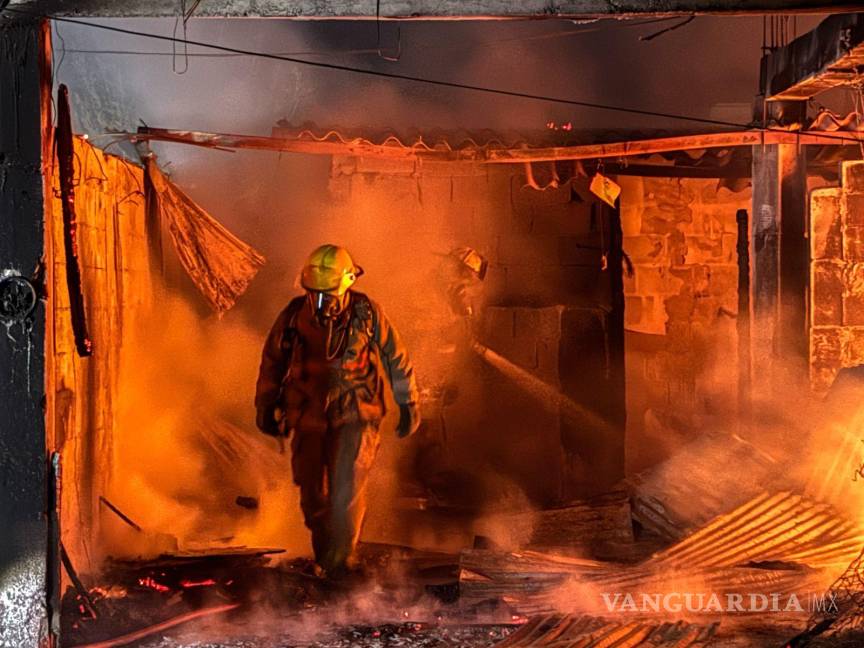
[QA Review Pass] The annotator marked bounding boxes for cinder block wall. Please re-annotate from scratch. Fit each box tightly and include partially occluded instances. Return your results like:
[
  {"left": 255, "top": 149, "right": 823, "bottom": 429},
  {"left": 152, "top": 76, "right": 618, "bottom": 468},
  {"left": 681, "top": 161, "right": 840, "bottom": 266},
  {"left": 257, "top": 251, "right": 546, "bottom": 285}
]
[
  {"left": 619, "top": 177, "right": 747, "bottom": 472},
  {"left": 810, "top": 161, "right": 864, "bottom": 393},
  {"left": 327, "top": 157, "right": 619, "bottom": 504}
]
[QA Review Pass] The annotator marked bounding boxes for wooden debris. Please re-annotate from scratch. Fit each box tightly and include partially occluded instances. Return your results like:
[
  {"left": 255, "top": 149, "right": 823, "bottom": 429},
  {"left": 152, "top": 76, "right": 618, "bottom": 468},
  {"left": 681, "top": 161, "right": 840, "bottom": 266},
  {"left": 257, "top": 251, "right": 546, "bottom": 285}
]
[
  {"left": 60, "top": 542, "right": 98, "bottom": 619},
  {"left": 98, "top": 496, "right": 143, "bottom": 532},
  {"left": 111, "top": 545, "right": 285, "bottom": 565},
  {"left": 68, "top": 603, "right": 239, "bottom": 648},
  {"left": 527, "top": 491, "right": 634, "bottom": 549},
  {"left": 458, "top": 549, "right": 605, "bottom": 612},
  {"left": 494, "top": 614, "right": 718, "bottom": 647},
  {"left": 56, "top": 84, "right": 93, "bottom": 357},
  {"left": 626, "top": 432, "right": 782, "bottom": 541}
]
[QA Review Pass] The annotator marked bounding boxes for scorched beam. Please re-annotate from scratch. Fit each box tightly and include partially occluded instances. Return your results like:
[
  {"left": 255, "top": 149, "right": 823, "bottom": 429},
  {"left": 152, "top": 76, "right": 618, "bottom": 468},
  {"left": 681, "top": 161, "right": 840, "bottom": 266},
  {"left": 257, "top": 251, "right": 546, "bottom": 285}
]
[{"left": 764, "top": 13, "right": 864, "bottom": 101}]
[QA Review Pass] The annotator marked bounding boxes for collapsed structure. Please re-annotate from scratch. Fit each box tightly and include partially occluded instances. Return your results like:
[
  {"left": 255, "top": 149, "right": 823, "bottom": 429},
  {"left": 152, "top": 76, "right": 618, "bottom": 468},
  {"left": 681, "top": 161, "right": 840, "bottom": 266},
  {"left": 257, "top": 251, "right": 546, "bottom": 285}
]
[{"left": 5, "top": 4, "right": 864, "bottom": 648}]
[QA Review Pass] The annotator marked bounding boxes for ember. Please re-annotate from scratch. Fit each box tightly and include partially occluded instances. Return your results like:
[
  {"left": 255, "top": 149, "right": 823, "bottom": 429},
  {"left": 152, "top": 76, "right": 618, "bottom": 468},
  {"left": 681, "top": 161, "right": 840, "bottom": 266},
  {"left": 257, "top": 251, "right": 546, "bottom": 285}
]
[
  {"left": 138, "top": 577, "right": 171, "bottom": 593},
  {"left": 180, "top": 578, "right": 218, "bottom": 588}
]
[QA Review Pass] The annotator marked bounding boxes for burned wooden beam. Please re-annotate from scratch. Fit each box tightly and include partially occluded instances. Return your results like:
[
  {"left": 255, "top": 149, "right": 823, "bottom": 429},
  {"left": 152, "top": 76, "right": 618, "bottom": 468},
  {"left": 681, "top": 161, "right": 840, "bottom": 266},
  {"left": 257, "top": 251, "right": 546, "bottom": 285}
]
[
  {"left": 59, "top": 542, "right": 97, "bottom": 619},
  {"left": 485, "top": 131, "right": 864, "bottom": 162},
  {"left": 136, "top": 126, "right": 475, "bottom": 161},
  {"left": 70, "top": 603, "right": 239, "bottom": 648},
  {"left": 131, "top": 127, "right": 864, "bottom": 164},
  {"left": 764, "top": 13, "right": 864, "bottom": 101},
  {"left": 56, "top": 84, "right": 93, "bottom": 357}
]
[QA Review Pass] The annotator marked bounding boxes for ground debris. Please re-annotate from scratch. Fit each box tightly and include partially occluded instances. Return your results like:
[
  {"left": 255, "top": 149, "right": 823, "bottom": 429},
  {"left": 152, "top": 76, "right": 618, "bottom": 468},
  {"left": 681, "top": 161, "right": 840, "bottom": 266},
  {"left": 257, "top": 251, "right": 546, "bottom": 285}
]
[{"left": 137, "top": 623, "right": 516, "bottom": 648}]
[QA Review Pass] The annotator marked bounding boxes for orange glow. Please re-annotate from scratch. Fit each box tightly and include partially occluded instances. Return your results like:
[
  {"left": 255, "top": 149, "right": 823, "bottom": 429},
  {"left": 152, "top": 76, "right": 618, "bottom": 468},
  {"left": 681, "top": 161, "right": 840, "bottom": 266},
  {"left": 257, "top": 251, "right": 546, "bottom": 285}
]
[{"left": 137, "top": 577, "right": 170, "bottom": 593}]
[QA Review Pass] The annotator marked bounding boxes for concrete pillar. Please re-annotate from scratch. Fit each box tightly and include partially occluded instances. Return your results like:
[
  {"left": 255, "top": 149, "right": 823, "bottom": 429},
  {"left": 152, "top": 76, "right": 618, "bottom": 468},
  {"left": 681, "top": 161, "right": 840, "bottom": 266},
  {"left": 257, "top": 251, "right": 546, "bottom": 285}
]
[
  {"left": 750, "top": 100, "right": 808, "bottom": 390},
  {"left": 0, "top": 16, "right": 52, "bottom": 647}
]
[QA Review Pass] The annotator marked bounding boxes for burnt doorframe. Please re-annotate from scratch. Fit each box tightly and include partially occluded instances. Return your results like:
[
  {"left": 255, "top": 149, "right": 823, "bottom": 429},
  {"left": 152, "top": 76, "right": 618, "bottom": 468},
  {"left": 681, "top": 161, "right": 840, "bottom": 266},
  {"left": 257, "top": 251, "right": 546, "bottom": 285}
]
[{"left": 0, "top": 14, "right": 55, "bottom": 647}]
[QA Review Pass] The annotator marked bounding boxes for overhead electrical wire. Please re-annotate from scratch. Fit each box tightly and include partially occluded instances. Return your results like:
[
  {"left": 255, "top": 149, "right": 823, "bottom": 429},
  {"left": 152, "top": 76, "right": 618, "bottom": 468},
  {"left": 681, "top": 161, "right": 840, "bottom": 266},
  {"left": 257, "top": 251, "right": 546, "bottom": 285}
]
[
  {"left": 57, "top": 17, "right": 681, "bottom": 58},
  {"left": 3, "top": 4, "right": 864, "bottom": 147}
]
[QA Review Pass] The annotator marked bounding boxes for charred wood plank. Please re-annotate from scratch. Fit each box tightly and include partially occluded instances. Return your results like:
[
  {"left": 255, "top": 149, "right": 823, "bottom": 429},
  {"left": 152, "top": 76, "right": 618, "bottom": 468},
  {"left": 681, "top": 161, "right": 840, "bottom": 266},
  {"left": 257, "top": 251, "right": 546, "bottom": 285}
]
[
  {"left": 500, "top": 491, "right": 635, "bottom": 550},
  {"left": 132, "top": 127, "right": 864, "bottom": 164},
  {"left": 56, "top": 84, "right": 92, "bottom": 357},
  {"left": 66, "top": 603, "right": 239, "bottom": 648},
  {"left": 59, "top": 542, "right": 97, "bottom": 619}
]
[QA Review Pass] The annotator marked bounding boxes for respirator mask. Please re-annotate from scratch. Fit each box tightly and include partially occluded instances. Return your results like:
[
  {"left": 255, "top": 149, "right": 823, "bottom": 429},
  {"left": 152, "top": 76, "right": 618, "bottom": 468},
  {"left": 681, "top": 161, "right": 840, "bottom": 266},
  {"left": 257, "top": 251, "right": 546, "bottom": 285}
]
[{"left": 308, "top": 290, "right": 345, "bottom": 322}]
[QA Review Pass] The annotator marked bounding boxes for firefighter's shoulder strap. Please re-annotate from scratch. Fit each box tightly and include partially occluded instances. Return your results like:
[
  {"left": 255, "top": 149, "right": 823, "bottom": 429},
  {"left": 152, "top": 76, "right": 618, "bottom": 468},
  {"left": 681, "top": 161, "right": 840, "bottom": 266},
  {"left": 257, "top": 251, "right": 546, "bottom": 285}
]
[
  {"left": 350, "top": 291, "right": 375, "bottom": 336},
  {"left": 279, "top": 295, "right": 306, "bottom": 351}
]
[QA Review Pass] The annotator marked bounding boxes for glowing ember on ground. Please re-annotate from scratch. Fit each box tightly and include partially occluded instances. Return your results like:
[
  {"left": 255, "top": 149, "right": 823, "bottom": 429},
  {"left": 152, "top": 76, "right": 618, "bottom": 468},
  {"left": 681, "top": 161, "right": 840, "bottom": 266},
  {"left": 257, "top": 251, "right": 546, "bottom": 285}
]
[
  {"left": 137, "top": 577, "right": 171, "bottom": 593},
  {"left": 180, "top": 579, "right": 218, "bottom": 588}
]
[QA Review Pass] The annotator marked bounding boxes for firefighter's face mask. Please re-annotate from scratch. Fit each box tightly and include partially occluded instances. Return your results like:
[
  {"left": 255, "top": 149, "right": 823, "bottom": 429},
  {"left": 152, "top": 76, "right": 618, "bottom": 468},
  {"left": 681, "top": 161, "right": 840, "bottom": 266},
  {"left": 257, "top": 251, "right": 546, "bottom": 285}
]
[{"left": 308, "top": 290, "right": 347, "bottom": 321}]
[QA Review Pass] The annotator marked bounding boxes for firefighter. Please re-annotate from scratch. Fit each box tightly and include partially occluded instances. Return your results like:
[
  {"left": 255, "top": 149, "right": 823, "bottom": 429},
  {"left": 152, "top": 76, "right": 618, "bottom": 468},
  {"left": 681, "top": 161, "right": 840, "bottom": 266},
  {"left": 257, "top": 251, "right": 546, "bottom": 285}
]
[{"left": 255, "top": 244, "right": 420, "bottom": 576}]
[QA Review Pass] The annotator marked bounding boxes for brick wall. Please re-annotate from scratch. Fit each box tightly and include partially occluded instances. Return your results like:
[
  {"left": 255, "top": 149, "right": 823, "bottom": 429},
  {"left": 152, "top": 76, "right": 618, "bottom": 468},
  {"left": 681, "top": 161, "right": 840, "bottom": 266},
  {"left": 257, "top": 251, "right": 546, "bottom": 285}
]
[
  {"left": 618, "top": 176, "right": 748, "bottom": 471},
  {"left": 810, "top": 161, "right": 864, "bottom": 393}
]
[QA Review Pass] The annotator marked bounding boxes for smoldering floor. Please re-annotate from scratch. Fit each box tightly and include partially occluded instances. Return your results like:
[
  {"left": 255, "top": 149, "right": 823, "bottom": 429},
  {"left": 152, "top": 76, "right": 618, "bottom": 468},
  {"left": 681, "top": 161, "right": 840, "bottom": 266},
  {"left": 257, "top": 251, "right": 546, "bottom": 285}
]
[{"left": 138, "top": 624, "right": 513, "bottom": 648}]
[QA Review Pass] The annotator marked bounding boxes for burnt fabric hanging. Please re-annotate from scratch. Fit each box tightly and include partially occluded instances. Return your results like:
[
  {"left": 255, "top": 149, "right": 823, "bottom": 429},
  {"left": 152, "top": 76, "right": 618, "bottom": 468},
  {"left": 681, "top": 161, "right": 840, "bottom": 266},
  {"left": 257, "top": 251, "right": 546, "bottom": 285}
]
[{"left": 145, "top": 158, "right": 265, "bottom": 313}]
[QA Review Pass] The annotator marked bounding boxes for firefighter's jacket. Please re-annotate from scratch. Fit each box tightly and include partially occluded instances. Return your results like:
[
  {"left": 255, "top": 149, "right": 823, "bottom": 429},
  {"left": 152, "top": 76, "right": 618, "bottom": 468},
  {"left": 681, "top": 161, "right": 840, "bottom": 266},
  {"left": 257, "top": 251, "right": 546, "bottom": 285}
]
[{"left": 255, "top": 291, "right": 419, "bottom": 428}]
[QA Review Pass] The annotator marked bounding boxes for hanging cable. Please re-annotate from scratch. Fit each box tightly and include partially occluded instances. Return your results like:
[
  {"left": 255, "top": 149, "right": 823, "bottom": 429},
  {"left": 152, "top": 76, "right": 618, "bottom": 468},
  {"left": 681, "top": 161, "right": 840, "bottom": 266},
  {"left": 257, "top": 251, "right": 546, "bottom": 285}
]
[
  {"left": 375, "top": 0, "right": 401, "bottom": 61},
  {"left": 172, "top": 0, "right": 190, "bottom": 74},
  {"left": 184, "top": 0, "right": 203, "bottom": 22},
  {"left": 639, "top": 15, "right": 694, "bottom": 42},
  {"left": 47, "top": 17, "right": 685, "bottom": 59}
]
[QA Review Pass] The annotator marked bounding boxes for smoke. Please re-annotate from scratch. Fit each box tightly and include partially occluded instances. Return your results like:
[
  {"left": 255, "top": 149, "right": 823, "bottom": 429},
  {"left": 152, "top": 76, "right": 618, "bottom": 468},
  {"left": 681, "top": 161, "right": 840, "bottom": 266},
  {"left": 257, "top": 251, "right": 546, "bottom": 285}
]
[
  {"left": 56, "top": 15, "right": 833, "bottom": 143},
  {"left": 56, "top": 12, "right": 864, "bottom": 579},
  {"left": 102, "top": 292, "right": 309, "bottom": 558}
]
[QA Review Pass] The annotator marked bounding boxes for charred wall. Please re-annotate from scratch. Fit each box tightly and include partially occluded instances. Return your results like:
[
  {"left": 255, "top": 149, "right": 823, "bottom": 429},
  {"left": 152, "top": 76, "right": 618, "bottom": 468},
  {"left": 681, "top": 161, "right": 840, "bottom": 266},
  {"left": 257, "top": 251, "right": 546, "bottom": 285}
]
[
  {"left": 619, "top": 176, "right": 749, "bottom": 473},
  {"left": 0, "top": 16, "right": 49, "bottom": 647}
]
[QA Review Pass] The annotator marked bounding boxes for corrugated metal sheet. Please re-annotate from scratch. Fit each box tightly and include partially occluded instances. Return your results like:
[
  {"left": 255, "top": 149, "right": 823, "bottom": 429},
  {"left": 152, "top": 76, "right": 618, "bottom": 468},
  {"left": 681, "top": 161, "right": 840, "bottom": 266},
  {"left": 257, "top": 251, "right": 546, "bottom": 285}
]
[
  {"left": 646, "top": 492, "right": 864, "bottom": 571},
  {"left": 146, "top": 158, "right": 265, "bottom": 313},
  {"left": 460, "top": 493, "right": 863, "bottom": 618},
  {"left": 495, "top": 614, "right": 718, "bottom": 647},
  {"left": 271, "top": 122, "right": 722, "bottom": 152}
]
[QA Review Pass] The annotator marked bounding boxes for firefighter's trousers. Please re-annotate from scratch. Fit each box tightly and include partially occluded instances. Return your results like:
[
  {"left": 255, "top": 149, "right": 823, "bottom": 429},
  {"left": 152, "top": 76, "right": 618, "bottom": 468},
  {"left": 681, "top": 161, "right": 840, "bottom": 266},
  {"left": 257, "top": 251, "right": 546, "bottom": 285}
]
[{"left": 290, "top": 403, "right": 381, "bottom": 573}]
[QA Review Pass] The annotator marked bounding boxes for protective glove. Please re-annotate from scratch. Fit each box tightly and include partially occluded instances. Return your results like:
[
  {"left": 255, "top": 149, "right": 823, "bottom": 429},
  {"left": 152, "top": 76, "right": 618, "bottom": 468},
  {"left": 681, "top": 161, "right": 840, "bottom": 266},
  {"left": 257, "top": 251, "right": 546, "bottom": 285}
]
[
  {"left": 396, "top": 403, "right": 420, "bottom": 438},
  {"left": 256, "top": 406, "right": 281, "bottom": 437}
]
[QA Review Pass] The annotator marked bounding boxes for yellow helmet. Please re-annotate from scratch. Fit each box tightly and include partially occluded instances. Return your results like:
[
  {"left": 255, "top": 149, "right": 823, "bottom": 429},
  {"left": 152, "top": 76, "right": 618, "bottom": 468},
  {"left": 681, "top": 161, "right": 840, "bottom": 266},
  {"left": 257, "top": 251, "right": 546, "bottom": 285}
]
[{"left": 300, "top": 244, "right": 363, "bottom": 296}]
